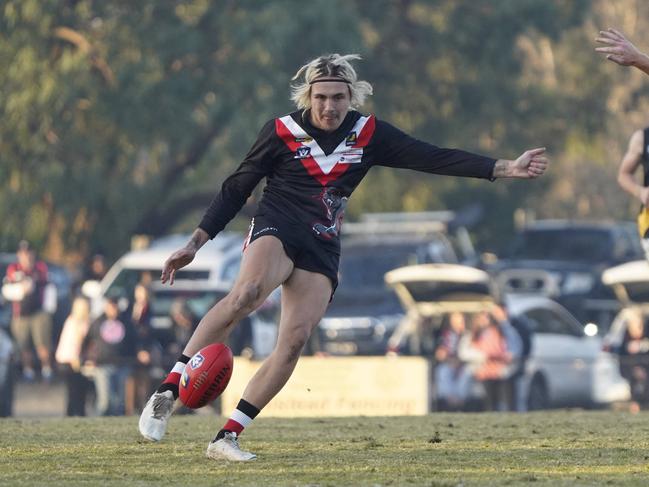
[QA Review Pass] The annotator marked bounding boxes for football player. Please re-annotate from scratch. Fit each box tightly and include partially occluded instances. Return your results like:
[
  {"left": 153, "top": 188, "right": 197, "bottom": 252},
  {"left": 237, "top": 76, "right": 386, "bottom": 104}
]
[{"left": 139, "top": 53, "right": 549, "bottom": 461}]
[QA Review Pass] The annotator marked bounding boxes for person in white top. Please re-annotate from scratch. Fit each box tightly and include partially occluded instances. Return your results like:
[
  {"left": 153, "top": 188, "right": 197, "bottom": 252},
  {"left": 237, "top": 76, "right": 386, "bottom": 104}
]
[{"left": 55, "top": 296, "right": 91, "bottom": 416}]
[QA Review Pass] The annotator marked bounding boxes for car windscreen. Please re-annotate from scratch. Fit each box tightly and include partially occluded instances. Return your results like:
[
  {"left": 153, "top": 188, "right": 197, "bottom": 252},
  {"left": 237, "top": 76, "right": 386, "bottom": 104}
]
[
  {"left": 616, "top": 281, "right": 649, "bottom": 303},
  {"left": 337, "top": 243, "right": 428, "bottom": 293},
  {"left": 151, "top": 289, "right": 226, "bottom": 320},
  {"left": 506, "top": 229, "right": 613, "bottom": 262},
  {"left": 105, "top": 268, "right": 210, "bottom": 300},
  {"left": 403, "top": 281, "right": 492, "bottom": 303}
]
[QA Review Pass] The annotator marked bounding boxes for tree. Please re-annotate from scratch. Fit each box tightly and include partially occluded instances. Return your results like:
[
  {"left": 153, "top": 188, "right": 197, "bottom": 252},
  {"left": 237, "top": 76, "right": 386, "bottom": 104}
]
[{"left": 0, "top": 0, "right": 362, "bottom": 262}]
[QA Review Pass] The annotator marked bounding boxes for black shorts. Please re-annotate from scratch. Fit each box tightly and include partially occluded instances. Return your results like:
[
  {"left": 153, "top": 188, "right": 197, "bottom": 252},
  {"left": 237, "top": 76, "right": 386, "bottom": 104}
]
[{"left": 244, "top": 214, "right": 339, "bottom": 296}]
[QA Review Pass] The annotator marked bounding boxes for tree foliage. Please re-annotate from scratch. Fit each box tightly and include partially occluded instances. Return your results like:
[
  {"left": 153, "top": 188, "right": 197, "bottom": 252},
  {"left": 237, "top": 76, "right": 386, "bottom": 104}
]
[{"left": 1, "top": 0, "right": 648, "bottom": 262}]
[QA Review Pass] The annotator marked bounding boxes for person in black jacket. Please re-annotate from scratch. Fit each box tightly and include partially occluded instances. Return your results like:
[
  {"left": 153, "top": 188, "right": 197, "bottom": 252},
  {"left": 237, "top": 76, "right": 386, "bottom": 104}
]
[
  {"left": 84, "top": 297, "right": 136, "bottom": 416},
  {"left": 139, "top": 53, "right": 549, "bottom": 460}
]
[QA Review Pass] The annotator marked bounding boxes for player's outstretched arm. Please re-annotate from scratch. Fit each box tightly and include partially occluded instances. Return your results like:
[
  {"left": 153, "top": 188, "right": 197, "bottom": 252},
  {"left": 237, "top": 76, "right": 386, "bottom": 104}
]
[
  {"left": 617, "top": 129, "right": 649, "bottom": 206},
  {"left": 492, "top": 147, "right": 548, "bottom": 179},
  {"left": 595, "top": 28, "right": 649, "bottom": 76},
  {"left": 161, "top": 227, "right": 210, "bottom": 285}
]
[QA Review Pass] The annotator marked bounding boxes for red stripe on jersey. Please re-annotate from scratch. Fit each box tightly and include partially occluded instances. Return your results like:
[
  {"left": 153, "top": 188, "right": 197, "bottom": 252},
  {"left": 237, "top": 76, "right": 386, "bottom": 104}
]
[
  {"left": 275, "top": 119, "right": 330, "bottom": 185},
  {"left": 275, "top": 115, "right": 376, "bottom": 186},
  {"left": 274, "top": 118, "right": 302, "bottom": 152},
  {"left": 303, "top": 155, "right": 337, "bottom": 186},
  {"left": 353, "top": 115, "right": 376, "bottom": 148}
]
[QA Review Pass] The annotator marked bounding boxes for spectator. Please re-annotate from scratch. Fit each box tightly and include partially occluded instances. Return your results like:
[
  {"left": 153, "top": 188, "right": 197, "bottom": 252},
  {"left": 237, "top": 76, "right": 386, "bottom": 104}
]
[
  {"left": 88, "top": 254, "right": 108, "bottom": 282},
  {"left": 2, "top": 240, "right": 55, "bottom": 382},
  {"left": 616, "top": 309, "right": 649, "bottom": 413},
  {"left": 491, "top": 304, "right": 525, "bottom": 411},
  {"left": 83, "top": 297, "right": 136, "bottom": 416},
  {"left": 509, "top": 309, "right": 533, "bottom": 411},
  {"left": 78, "top": 253, "right": 108, "bottom": 288},
  {"left": 157, "top": 298, "right": 200, "bottom": 381},
  {"left": 164, "top": 298, "right": 199, "bottom": 360},
  {"left": 55, "top": 296, "right": 92, "bottom": 416},
  {"left": 128, "top": 283, "right": 161, "bottom": 414},
  {"left": 459, "top": 311, "right": 512, "bottom": 411},
  {"left": 0, "top": 324, "right": 14, "bottom": 417},
  {"left": 434, "top": 312, "right": 472, "bottom": 411},
  {"left": 78, "top": 253, "right": 108, "bottom": 317}
]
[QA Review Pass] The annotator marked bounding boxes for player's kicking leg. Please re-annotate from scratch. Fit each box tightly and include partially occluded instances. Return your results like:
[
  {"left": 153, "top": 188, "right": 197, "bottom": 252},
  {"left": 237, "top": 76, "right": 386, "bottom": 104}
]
[
  {"left": 206, "top": 268, "right": 331, "bottom": 461},
  {"left": 139, "top": 236, "right": 293, "bottom": 441}
]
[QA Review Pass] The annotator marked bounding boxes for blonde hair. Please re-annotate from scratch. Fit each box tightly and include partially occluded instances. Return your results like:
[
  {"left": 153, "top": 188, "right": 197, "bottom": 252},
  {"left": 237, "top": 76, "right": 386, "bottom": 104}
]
[{"left": 290, "top": 54, "right": 373, "bottom": 110}]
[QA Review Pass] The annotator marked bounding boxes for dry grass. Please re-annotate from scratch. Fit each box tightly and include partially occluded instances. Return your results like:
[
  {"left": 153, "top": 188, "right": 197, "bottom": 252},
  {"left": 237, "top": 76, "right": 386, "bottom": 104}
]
[{"left": 2, "top": 411, "right": 649, "bottom": 486}]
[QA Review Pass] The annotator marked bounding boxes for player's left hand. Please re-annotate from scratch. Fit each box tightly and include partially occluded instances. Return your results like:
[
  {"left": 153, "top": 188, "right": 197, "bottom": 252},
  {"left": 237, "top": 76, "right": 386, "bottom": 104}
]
[
  {"left": 512, "top": 147, "right": 548, "bottom": 179},
  {"left": 595, "top": 28, "right": 643, "bottom": 66}
]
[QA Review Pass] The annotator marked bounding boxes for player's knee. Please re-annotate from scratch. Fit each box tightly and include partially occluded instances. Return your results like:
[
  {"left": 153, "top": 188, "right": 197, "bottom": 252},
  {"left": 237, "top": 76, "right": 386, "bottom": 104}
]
[{"left": 229, "top": 281, "right": 264, "bottom": 316}]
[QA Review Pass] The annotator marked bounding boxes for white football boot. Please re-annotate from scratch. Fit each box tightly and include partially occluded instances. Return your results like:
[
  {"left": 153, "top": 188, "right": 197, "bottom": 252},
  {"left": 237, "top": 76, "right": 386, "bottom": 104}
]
[
  {"left": 138, "top": 390, "right": 175, "bottom": 441},
  {"left": 206, "top": 432, "right": 257, "bottom": 462}
]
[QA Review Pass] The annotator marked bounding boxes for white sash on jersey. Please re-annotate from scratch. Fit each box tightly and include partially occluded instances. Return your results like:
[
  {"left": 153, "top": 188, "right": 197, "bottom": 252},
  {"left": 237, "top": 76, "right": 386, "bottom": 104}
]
[{"left": 278, "top": 115, "right": 372, "bottom": 175}]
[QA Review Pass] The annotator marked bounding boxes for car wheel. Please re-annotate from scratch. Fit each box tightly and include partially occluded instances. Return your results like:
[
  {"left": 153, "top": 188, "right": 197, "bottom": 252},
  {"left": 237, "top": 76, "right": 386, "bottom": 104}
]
[{"left": 527, "top": 375, "right": 549, "bottom": 411}]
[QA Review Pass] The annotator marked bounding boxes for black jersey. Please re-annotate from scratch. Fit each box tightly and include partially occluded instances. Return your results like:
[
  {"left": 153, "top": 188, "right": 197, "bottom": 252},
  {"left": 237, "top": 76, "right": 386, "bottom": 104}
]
[{"left": 199, "top": 109, "right": 496, "bottom": 249}]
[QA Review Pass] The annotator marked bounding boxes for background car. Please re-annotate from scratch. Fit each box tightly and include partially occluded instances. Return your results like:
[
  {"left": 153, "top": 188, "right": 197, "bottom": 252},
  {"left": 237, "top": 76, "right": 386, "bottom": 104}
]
[
  {"left": 601, "top": 259, "right": 649, "bottom": 354},
  {"left": 385, "top": 263, "right": 630, "bottom": 409},
  {"left": 317, "top": 211, "right": 473, "bottom": 356},
  {"left": 490, "top": 220, "right": 643, "bottom": 334},
  {"left": 82, "top": 232, "right": 244, "bottom": 317},
  {"left": 506, "top": 294, "right": 629, "bottom": 409}
]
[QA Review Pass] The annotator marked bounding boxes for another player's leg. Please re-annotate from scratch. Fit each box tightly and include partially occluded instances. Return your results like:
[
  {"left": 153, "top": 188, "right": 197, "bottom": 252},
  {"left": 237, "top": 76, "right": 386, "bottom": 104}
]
[
  {"left": 207, "top": 268, "right": 331, "bottom": 461},
  {"left": 139, "top": 236, "right": 293, "bottom": 441}
]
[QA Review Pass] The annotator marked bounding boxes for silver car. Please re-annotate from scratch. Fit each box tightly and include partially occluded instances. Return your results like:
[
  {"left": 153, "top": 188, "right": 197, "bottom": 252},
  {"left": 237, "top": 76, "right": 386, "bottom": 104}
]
[{"left": 385, "top": 263, "right": 630, "bottom": 409}]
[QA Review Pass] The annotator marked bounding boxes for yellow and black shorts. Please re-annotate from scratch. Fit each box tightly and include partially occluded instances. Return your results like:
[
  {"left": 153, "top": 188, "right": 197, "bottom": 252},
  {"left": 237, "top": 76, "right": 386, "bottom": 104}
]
[{"left": 638, "top": 207, "right": 649, "bottom": 238}]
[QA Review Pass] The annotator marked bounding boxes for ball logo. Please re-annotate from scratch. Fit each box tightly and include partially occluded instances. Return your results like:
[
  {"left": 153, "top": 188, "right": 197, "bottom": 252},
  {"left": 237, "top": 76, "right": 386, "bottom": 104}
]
[
  {"left": 180, "top": 370, "right": 189, "bottom": 389},
  {"left": 189, "top": 353, "right": 205, "bottom": 370}
]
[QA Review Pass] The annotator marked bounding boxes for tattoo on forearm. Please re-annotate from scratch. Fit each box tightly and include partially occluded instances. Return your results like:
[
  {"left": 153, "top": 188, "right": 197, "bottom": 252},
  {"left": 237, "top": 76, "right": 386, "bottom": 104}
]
[
  {"left": 189, "top": 231, "right": 203, "bottom": 250},
  {"left": 493, "top": 160, "right": 509, "bottom": 178}
]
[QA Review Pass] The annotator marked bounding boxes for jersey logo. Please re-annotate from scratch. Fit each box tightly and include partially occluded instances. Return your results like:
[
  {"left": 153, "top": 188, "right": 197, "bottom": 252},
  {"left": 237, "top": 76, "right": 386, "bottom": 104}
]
[
  {"left": 294, "top": 146, "right": 311, "bottom": 159},
  {"left": 275, "top": 114, "right": 376, "bottom": 186},
  {"left": 345, "top": 132, "right": 357, "bottom": 146},
  {"left": 339, "top": 149, "right": 363, "bottom": 164}
]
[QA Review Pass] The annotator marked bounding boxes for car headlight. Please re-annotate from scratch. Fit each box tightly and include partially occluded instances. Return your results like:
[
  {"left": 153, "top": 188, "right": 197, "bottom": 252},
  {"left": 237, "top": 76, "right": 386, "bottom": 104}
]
[{"left": 562, "top": 272, "right": 595, "bottom": 294}]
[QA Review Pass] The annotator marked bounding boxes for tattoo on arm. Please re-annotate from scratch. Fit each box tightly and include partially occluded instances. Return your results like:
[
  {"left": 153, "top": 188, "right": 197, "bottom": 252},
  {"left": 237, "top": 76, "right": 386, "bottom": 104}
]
[
  {"left": 187, "top": 228, "right": 209, "bottom": 251},
  {"left": 492, "top": 159, "right": 511, "bottom": 178}
]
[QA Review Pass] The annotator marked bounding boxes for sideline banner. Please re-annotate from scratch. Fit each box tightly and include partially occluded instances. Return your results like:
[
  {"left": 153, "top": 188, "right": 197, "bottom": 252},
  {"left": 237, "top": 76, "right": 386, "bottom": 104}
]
[{"left": 221, "top": 356, "right": 430, "bottom": 417}]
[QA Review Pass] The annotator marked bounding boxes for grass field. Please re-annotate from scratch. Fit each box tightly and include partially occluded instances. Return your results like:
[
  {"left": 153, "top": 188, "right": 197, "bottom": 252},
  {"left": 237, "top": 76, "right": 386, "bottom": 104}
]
[{"left": 2, "top": 411, "right": 649, "bottom": 486}]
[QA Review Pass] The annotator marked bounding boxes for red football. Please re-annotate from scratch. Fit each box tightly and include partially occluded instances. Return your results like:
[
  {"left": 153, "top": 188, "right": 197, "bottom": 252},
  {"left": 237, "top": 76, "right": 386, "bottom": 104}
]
[{"left": 179, "top": 343, "right": 234, "bottom": 409}]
